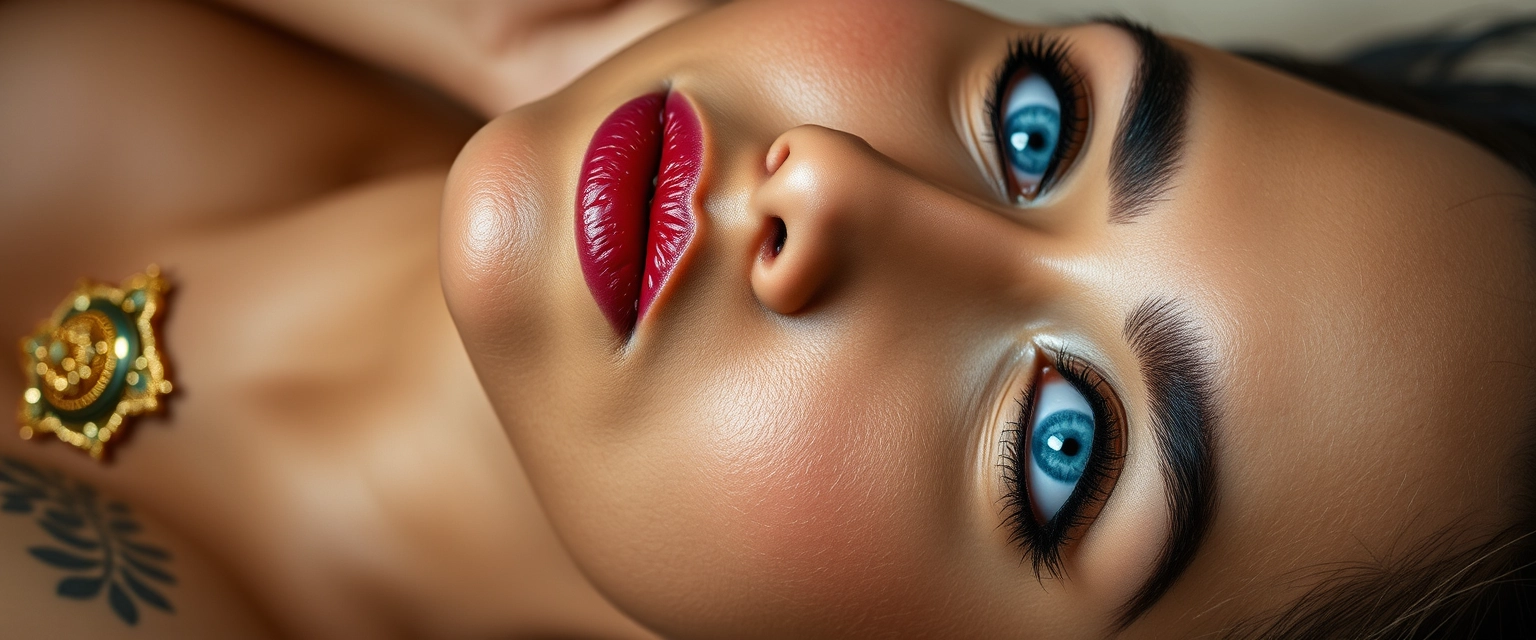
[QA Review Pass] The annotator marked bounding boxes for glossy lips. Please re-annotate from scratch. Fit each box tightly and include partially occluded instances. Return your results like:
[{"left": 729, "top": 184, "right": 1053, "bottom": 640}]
[{"left": 576, "top": 93, "right": 702, "bottom": 337}]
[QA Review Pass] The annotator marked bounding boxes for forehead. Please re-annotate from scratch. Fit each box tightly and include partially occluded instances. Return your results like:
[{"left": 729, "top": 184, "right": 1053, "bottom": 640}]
[{"left": 1137, "top": 41, "right": 1536, "bottom": 617}]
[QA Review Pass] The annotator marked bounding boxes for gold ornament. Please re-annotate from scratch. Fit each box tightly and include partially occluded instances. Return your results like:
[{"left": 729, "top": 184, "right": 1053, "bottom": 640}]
[{"left": 17, "top": 266, "right": 172, "bottom": 460}]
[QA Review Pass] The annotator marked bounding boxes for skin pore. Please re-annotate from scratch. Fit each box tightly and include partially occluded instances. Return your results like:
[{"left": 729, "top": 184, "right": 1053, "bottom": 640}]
[{"left": 443, "top": 0, "right": 1536, "bottom": 637}]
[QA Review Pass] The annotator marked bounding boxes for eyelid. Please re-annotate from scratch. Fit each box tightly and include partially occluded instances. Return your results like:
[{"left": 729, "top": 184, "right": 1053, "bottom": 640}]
[
  {"left": 981, "top": 34, "right": 1092, "bottom": 205},
  {"left": 999, "top": 347, "right": 1127, "bottom": 579}
]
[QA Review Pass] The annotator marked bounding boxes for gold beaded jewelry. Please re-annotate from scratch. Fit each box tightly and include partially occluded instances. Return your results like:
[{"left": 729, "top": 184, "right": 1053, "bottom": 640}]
[{"left": 17, "top": 266, "right": 172, "bottom": 460}]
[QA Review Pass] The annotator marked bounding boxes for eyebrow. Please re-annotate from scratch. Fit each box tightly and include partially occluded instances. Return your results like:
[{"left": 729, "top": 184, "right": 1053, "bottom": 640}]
[
  {"left": 1116, "top": 298, "right": 1218, "bottom": 628},
  {"left": 1096, "top": 18, "right": 1194, "bottom": 223}
]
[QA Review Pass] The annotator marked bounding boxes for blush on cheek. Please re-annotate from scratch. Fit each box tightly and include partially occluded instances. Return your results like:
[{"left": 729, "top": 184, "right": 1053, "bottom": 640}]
[
  {"left": 746, "top": 0, "right": 948, "bottom": 99},
  {"left": 705, "top": 392, "right": 943, "bottom": 628}
]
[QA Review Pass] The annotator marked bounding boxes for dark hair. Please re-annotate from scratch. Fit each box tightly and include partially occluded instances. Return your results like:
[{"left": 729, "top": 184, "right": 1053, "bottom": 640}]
[{"left": 1229, "top": 18, "right": 1536, "bottom": 640}]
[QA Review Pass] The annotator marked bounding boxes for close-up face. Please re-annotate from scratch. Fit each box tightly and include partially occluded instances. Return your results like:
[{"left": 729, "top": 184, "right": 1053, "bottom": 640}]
[{"left": 441, "top": 0, "right": 1536, "bottom": 636}]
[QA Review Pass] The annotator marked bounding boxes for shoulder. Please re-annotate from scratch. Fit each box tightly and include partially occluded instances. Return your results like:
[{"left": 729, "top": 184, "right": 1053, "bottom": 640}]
[
  {"left": 0, "top": 0, "right": 477, "bottom": 249},
  {"left": 0, "top": 454, "right": 277, "bottom": 638}
]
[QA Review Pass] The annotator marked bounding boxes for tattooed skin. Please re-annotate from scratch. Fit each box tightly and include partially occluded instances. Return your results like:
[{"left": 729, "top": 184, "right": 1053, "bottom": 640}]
[{"left": 0, "top": 456, "right": 175, "bottom": 626}]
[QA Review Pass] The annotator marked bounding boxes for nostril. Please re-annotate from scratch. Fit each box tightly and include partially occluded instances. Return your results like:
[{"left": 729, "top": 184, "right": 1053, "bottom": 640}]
[{"left": 766, "top": 217, "right": 787, "bottom": 258}]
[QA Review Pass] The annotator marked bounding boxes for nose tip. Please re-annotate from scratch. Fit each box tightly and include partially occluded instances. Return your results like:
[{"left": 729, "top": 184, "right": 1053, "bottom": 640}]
[{"left": 749, "top": 125, "right": 883, "bottom": 315}]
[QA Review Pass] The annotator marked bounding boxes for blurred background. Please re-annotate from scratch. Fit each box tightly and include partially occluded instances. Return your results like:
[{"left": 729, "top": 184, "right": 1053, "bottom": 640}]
[{"left": 957, "top": 0, "right": 1535, "bottom": 55}]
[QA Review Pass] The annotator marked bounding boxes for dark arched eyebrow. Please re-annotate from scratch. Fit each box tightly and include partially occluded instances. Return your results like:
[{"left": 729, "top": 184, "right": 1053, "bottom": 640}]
[
  {"left": 1097, "top": 18, "right": 1194, "bottom": 223},
  {"left": 1116, "top": 298, "right": 1218, "bottom": 628},
  {"left": 1098, "top": 22, "right": 1215, "bottom": 628}
]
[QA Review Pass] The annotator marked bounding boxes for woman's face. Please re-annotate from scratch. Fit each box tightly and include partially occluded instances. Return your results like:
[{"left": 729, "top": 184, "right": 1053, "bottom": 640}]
[{"left": 441, "top": 0, "right": 1536, "bottom": 636}]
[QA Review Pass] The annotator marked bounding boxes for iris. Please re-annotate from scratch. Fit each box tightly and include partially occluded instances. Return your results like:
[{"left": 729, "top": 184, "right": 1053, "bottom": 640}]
[
  {"left": 1031, "top": 409, "right": 1093, "bottom": 483},
  {"left": 1004, "top": 104, "right": 1061, "bottom": 177}
]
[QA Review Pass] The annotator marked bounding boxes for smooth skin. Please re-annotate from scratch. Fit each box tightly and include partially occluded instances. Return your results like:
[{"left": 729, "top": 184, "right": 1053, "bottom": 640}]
[
  {"left": 443, "top": 0, "right": 1536, "bottom": 636},
  {"left": 0, "top": 0, "right": 698, "bottom": 636}
]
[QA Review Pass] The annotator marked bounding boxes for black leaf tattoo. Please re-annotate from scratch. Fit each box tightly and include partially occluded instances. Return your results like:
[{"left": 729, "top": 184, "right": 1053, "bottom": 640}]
[{"left": 0, "top": 456, "right": 176, "bottom": 625}]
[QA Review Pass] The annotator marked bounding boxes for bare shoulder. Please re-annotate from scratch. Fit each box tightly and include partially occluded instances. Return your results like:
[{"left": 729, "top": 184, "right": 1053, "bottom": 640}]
[
  {"left": 0, "top": 1, "right": 653, "bottom": 636},
  {"left": 0, "top": 454, "right": 277, "bottom": 638},
  {"left": 0, "top": 0, "right": 478, "bottom": 252}
]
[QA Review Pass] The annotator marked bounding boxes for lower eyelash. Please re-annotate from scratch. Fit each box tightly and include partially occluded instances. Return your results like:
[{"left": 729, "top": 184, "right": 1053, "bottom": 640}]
[{"left": 999, "top": 352, "right": 1125, "bottom": 580}]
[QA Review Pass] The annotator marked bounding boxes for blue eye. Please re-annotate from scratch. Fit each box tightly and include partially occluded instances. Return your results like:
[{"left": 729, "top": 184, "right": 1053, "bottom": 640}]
[
  {"left": 1027, "top": 376, "right": 1095, "bottom": 522},
  {"left": 1005, "top": 106, "right": 1060, "bottom": 175},
  {"left": 1001, "top": 73, "right": 1062, "bottom": 200}
]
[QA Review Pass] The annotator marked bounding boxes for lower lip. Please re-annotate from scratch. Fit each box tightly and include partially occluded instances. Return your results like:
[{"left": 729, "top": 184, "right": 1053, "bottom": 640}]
[{"left": 575, "top": 93, "right": 702, "bottom": 337}]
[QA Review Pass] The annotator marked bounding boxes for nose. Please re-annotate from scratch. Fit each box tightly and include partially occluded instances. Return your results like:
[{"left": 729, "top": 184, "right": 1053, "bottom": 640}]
[
  {"left": 749, "top": 126, "right": 873, "bottom": 314},
  {"left": 747, "top": 125, "right": 1022, "bottom": 316}
]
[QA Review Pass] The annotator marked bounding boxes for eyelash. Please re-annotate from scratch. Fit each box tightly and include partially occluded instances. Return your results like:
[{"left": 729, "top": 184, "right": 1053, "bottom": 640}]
[
  {"left": 984, "top": 35, "right": 1091, "bottom": 202},
  {"left": 999, "top": 352, "right": 1125, "bottom": 579}
]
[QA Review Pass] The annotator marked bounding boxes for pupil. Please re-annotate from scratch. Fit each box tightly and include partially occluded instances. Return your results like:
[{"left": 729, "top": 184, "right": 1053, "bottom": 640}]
[
  {"left": 1060, "top": 438, "right": 1079, "bottom": 457},
  {"left": 1027, "top": 130, "right": 1047, "bottom": 150}
]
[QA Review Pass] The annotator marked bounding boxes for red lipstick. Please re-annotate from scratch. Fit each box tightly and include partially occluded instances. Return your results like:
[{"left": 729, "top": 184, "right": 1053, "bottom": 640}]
[{"left": 576, "top": 93, "right": 701, "bottom": 336}]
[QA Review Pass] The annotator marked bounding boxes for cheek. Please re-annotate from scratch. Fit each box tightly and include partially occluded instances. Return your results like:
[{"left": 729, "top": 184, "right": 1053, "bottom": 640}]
[
  {"left": 711, "top": 394, "right": 911, "bottom": 579},
  {"left": 767, "top": 0, "right": 932, "bottom": 77},
  {"left": 710, "top": 0, "right": 970, "bottom": 128},
  {"left": 571, "top": 346, "right": 946, "bottom": 632},
  {"left": 685, "top": 362, "right": 946, "bottom": 626}
]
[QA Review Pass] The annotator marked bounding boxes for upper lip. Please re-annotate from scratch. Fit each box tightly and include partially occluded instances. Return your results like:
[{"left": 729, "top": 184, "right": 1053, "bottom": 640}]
[{"left": 575, "top": 91, "right": 703, "bottom": 338}]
